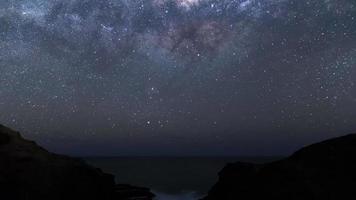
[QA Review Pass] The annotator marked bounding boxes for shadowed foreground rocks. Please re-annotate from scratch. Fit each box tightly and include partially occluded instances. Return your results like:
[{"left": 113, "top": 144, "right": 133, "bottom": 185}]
[
  {"left": 0, "top": 124, "right": 154, "bottom": 200},
  {"left": 202, "top": 134, "right": 356, "bottom": 200}
]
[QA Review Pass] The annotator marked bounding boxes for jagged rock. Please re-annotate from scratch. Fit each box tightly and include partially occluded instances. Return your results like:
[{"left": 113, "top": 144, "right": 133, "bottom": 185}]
[
  {"left": 203, "top": 134, "right": 356, "bottom": 200},
  {"left": 0, "top": 124, "right": 155, "bottom": 200}
]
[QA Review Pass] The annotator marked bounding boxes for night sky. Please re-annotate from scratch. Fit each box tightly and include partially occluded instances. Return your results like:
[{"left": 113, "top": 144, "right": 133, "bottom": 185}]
[{"left": 1, "top": 0, "right": 356, "bottom": 156}]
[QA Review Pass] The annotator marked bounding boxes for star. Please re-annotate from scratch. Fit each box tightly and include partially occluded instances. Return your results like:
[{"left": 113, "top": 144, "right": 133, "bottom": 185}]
[{"left": 0, "top": 0, "right": 355, "bottom": 156}]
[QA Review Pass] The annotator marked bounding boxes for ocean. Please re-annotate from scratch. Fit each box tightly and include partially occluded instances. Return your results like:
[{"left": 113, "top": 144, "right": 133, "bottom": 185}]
[{"left": 85, "top": 157, "right": 280, "bottom": 200}]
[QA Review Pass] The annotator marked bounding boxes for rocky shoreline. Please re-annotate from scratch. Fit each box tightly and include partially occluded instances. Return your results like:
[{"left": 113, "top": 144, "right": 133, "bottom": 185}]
[
  {"left": 2, "top": 123, "right": 356, "bottom": 200},
  {"left": 0, "top": 124, "right": 155, "bottom": 200},
  {"left": 202, "top": 134, "right": 356, "bottom": 200}
]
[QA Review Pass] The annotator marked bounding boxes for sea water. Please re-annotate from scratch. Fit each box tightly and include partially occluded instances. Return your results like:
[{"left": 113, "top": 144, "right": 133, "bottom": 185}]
[{"left": 85, "top": 157, "right": 280, "bottom": 200}]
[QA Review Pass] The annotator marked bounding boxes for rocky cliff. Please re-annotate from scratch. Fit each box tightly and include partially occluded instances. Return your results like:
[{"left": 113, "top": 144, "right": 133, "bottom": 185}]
[
  {"left": 0, "top": 124, "right": 154, "bottom": 200},
  {"left": 203, "top": 134, "right": 356, "bottom": 200}
]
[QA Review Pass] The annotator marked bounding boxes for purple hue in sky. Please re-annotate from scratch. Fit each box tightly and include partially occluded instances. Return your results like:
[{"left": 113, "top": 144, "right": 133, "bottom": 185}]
[{"left": 1, "top": 0, "right": 356, "bottom": 156}]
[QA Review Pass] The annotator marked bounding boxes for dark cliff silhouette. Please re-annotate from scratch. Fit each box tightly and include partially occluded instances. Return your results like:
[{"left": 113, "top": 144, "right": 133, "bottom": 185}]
[
  {"left": 0, "top": 124, "right": 154, "bottom": 200},
  {"left": 203, "top": 134, "right": 356, "bottom": 200}
]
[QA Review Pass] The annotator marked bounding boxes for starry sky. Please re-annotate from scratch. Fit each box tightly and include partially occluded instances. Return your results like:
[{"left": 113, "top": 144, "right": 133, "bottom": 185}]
[{"left": 1, "top": 0, "right": 356, "bottom": 156}]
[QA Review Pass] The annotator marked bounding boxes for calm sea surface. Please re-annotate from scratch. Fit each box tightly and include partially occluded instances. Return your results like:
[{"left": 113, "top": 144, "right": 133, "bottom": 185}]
[{"left": 85, "top": 157, "right": 281, "bottom": 200}]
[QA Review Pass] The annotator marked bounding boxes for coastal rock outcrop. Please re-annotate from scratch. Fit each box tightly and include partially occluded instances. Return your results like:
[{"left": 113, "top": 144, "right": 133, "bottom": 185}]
[
  {"left": 0, "top": 124, "right": 154, "bottom": 200},
  {"left": 203, "top": 134, "right": 356, "bottom": 200}
]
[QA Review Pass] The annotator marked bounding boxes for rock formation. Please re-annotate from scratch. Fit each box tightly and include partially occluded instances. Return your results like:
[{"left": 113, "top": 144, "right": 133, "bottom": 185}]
[
  {"left": 203, "top": 134, "right": 356, "bottom": 200},
  {"left": 0, "top": 124, "right": 154, "bottom": 200}
]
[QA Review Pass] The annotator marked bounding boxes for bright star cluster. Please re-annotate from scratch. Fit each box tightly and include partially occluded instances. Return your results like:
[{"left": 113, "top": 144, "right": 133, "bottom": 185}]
[{"left": 0, "top": 0, "right": 356, "bottom": 156}]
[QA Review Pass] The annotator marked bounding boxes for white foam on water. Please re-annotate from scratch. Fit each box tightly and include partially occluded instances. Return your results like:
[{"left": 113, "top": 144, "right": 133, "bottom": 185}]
[{"left": 154, "top": 191, "right": 202, "bottom": 200}]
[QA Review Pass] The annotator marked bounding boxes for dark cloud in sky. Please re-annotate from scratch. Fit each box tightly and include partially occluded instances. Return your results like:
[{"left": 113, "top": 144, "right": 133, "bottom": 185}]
[{"left": 1, "top": 0, "right": 356, "bottom": 156}]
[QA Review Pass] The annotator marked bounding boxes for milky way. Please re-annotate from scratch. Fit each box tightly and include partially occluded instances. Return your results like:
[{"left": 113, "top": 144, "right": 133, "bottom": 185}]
[{"left": 1, "top": 0, "right": 356, "bottom": 156}]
